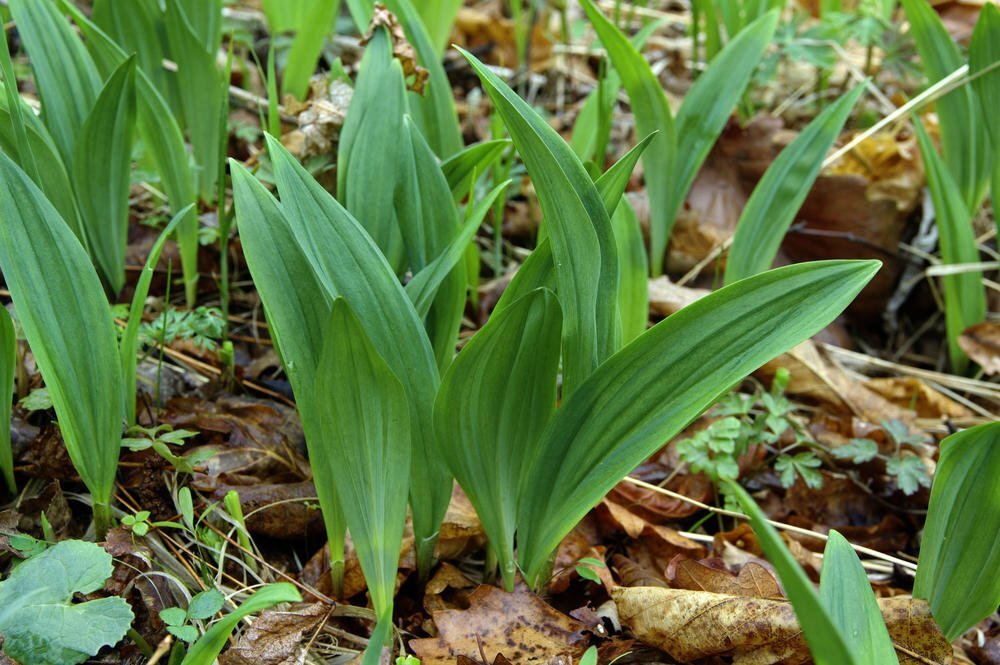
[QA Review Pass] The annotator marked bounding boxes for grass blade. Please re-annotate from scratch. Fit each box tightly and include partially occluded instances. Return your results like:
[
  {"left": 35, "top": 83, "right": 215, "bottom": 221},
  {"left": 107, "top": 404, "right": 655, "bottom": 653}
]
[
  {"left": 579, "top": 0, "right": 675, "bottom": 276},
  {"left": 516, "top": 260, "right": 880, "bottom": 586},
  {"left": 435, "top": 289, "right": 562, "bottom": 591},
  {"left": 73, "top": 56, "right": 137, "bottom": 295},
  {"left": 726, "top": 482, "right": 857, "bottom": 665},
  {"left": 461, "top": 47, "right": 620, "bottom": 396},
  {"left": 820, "top": 531, "right": 898, "bottom": 664},
  {"left": 913, "top": 118, "right": 985, "bottom": 372},
  {"left": 725, "top": 84, "right": 864, "bottom": 283},
  {"left": 0, "top": 306, "right": 14, "bottom": 493},
  {"left": 316, "top": 298, "right": 410, "bottom": 627},
  {"left": 913, "top": 421, "right": 1000, "bottom": 640},
  {"left": 0, "top": 152, "right": 124, "bottom": 534}
]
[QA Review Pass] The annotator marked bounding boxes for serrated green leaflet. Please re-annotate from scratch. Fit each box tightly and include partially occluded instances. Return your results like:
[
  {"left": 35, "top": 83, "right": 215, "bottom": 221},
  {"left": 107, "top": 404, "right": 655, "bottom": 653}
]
[
  {"left": 516, "top": 260, "right": 880, "bottom": 586},
  {"left": 0, "top": 153, "right": 124, "bottom": 535},
  {"left": 726, "top": 483, "right": 857, "bottom": 665},
  {"left": 820, "top": 531, "right": 898, "bottom": 664},
  {"left": 726, "top": 84, "right": 864, "bottom": 283},
  {"left": 912, "top": 118, "right": 985, "bottom": 373},
  {"left": 460, "top": 46, "right": 619, "bottom": 397},
  {"left": 914, "top": 422, "right": 1000, "bottom": 640},
  {"left": 73, "top": 57, "right": 137, "bottom": 295},
  {"left": 436, "top": 289, "right": 562, "bottom": 591},
  {"left": 315, "top": 298, "right": 409, "bottom": 648},
  {"left": 0, "top": 540, "right": 134, "bottom": 665}
]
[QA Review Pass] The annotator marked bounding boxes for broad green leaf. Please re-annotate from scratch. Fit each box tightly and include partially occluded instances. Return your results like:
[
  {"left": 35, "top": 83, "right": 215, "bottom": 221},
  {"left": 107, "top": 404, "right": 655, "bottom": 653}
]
[
  {"left": 579, "top": 0, "right": 675, "bottom": 277},
  {"left": 121, "top": 206, "right": 192, "bottom": 426},
  {"left": 0, "top": 153, "right": 124, "bottom": 520},
  {"left": 0, "top": 540, "right": 133, "bottom": 665},
  {"left": 612, "top": 198, "right": 648, "bottom": 343},
  {"left": 316, "top": 298, "right": 410, "bottom": 619},
  {"left": 516, "top": 260, "right": 880, "bottom": 586},
  {"left": 0, "top": 88, "right": 82, "bottom": 242},
  {"left": 820, "top": 531, "right": 898, "bottom": 664},
  {"left": 396, "top": 117, "right": 465, "bottom": 369},
  {"left": 180, "top": 583, "right": 302, "bottom": 665},
  {"left": 441, "top": 139, "right": 511, "bottom": 200},
  {"left": 493, "top": 238, "right": 557, "bottom": 315},
  {"left": 164, "top": 0, "right": 224, "bottom": 199},
  {"left": 726, "top": 84, "right": 864, "bottom": 283},
  {"left": 435, "top": 289, "right": 562, "bottom": 591},
  {"left": 251, "top": 137, "right": 449, "bottom": 574},
  {"left": 65, "top": 2, "right": 201, "bottom": 306},
  {"left": 914, "top": 421, "right": 1000, "bottom": 640},
  {"left": 415, "top": 0, "right": 463, "bottom": 57},
  {"left": 337, "top": 27, "right": 407, "bottom": 272},
  {"left": 902, "top": 0, "right": 989, "bottom": 209},
  {"left": 461, "top": 47, "right": 620, "bottom": 397},
  {"left": 0, "top": 23, "right": 40, "bottom": 187},
  {"left": 406, "top": 180, "right": 511, "bottom": 318},
  {"left": 913, "top": 118, "right": 985, "bottom": 372},
  {"left": 8, "top": 0, "right": 101, "bottom": 167},
  {"left": 186, "top": 589, "right": 225, "bottom": 620},
  {"left": 726, "top": 483, "right": 856, "bottom": 665},
  {"left": 0, "top": 306, "right": 14, "bottom": 492},
  {"left": 73, "top": 57, "right": 137, "bottom": 295}
]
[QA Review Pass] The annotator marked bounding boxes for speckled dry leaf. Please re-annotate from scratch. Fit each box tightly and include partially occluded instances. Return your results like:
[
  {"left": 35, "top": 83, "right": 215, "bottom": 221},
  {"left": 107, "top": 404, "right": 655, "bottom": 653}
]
[
  {"left": 219, "top": 602, "right": 329, "bottom": 665},
  {"left": 958, "top": 321, "right": 1000, "bottom": 374},
  {"left": 669, "top": 560, "right": 783, "bottom": 599},
  {"left": 410, "top": 584, "right": 588, "bottom": 664},
  {"left": 363, "top": 3, "right": 427, "bottom": 93},
  {"left": 865, "top": 376, "right": 973, "bottom": 418},
  {"left": 613, "top": 586, "right": 950, "bottom": 664},
  {"left": 424, "top": 562, "right": 476, "bottom": 613}
]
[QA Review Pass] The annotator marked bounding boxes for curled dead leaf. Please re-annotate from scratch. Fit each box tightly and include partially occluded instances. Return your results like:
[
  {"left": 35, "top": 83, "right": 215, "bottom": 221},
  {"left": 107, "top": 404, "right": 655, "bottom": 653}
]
[
  {"left": 219, "top": 602, "right": 330, "bottom": 665},
  {"left": 364, "top": 4, "right": 427, "bottom": 94},
  {"left": 958, "top": 321, "right": 1000, "bottom": 375}
]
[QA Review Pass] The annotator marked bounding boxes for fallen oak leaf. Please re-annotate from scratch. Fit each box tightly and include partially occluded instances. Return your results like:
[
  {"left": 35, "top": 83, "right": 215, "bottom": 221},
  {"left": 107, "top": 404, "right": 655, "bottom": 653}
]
[
  {"left": 410, "top": 584, "right": 588, "bottom": 665},
  {"left": 612, "top": 586, "right": 950, "bottom": 664}
]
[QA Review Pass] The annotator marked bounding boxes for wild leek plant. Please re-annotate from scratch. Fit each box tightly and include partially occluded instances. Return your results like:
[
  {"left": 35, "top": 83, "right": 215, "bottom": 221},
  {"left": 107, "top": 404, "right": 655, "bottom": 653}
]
[
  {"left": 436, "top": 49, "right": 881, "bottom": 591},
  {"left": 261, "top": 0, "right": 341, "bottom": 100},
  {"left": 0, "top": 151, "right": 187, "bottom": 536},
  {"left": 0, "top": 306, "right": 14, "bottom": 493},
  {"left": 580, "top": 0, "right": 778, "bottom": 276}
]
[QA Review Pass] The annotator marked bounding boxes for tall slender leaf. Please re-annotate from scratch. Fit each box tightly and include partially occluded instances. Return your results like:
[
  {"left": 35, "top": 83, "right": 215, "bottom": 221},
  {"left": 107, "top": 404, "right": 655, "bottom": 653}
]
[
  {"left": 73, "top": 57, "right": 138, "bottom": 295},
  {"left": 726, "top": 482, "right": 857, "bottom": 665},
  {"left": 0, "top": 153, "right": 124, "bottom": 532},
  {"left": 442, "top": 139, "right": 510, "bottom": 200},
  {"left": 820, "top": 531, "right": 898, "bottom": 665},
  {"left": 725, "top": 84, "right": 864, "bottom": 283},
  {"left": 516, "top": 260, "right": 880, "bottom": 586},
  {"left": 315, "top": 298, "right": 410, "bottom": 626},
  {"left": 435, "top": 289, "right": 562, "bottom": 590},
  {"left": 461, "top": 47, "right": 620, "bottom": 396},
  {"left": 902, "top": 0, "right": 990, "bottom": 209},
  {"left": 0, "top": 307, "right": 14, "bottom": 493},
  {"left": 416, "top": 0, "right": 463, "bottom": 57},
  {"left": 913, "top": 119, "right": 985, "bottom": 372},
  {"left": 612, "top": 199, "right": 648, "bottom": 343},
  {"left": 8, "top": 0, "right": 101, "bottom": 167},
  {"left": 262, "top": 0, "right": 341, "bottom": 100},
  {"left": 914, "top": 422, "right": 1000, "bottom": 640}
]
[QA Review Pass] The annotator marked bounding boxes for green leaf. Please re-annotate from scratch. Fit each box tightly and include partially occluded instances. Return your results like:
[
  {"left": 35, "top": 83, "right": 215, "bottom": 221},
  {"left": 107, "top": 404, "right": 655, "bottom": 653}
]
[
  {"left": 168, "top": 625, "right": 198, "bottom": 644},
  {"left": 611, "top": 198, "right": 648, "bottom": 344},
  {"left": 0, "top": 540, "right": 133, "bottom": 665},
  {"left": 159, "top": 607, "right": 187, "bottom": 627},
  {"left": 0, "top": 306, "right": 14, "bottom": 492},
  {"left": 415, "top": 0, "right": 463, "bottom": 57},
  {"left": 831, "top": 438, "right": 879, "bottom": 464},
  {"left": 8, "top": 0, "right": 102, "bottom": 166},
  {"left": 121, "top": 206, "right": 192, "bottom": 426},
  {"left": 73, "top": 56, "right": 137, "bottom": 294},
  {"left": 593, "top": 132, "right": 655, "bottom": 217},
  {"left": 912, "top": 118, "right": 986, "bottom": 372},
  {"left": 19, "top": 387, "right": 52, "bottom": 413},
  {"left": 435, "top": 289, "right": 561, "bottom": 591},
  {"left": 886, "top": 454, "right": 931, "bottom": 496},
  {"left": 775, "top": 452, "right": 823, "bottom": 489},
  {"left": 460, "top": 46, "right": 620, "bottom": 396},
  {"left": 0, "top": 153, "right": 124, "bottom": 517},
  {"left": 725, "top": 483, "right": 856, "bottom": 665},
  {"left": 902, "top": 0, "right": 990, "bottom": 209},
  {"left": 579, "top": 0, "right": 675, "bottom": 276},
  {"left": 264, "top": 0, "right": 341, "bottom": 100},
  {"left": 396, "top": 117, "right": 465, "bottom": 369},
  {"left": 820, "top": 531, "right": 898, "bottom": 664},
  {"left": 441, "top": 139, "right": 510, "bottom": 200},
  {"left": 725, "top": 84, "right": 864, "bottom": 283},
  {"left": 914, "top": 422, "right": 1000, "bottom": 640},
  {"left": 970, "top": 4, "right": 1000, "bottom": 151},
  {"left": 315, "top": 298, "right": 410, "bottom": 621},
  {"left": 516, "top": 260, "right": 880, "bottom": 587},
  {"left": 492, "top": 238, "right": 557, "bottom": 315},
  {"left": 186, "top": 589, "right": 225, "bottom": 621},
  {"left": 180, "top": 583, "right": 302, "bottom": 665}
]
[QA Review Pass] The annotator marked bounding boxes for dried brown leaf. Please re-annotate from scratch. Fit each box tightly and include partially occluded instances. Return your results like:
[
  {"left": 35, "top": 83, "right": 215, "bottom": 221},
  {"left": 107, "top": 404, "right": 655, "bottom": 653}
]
[
  {"left": 220, "top": 602, "right": 330, "bottom": 665},
  {"left": 958, "top": 321, "right": 1000, "bottom": 375},
  {"left": 668, "top": 559, "right": 783, "bottom": 599}
]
